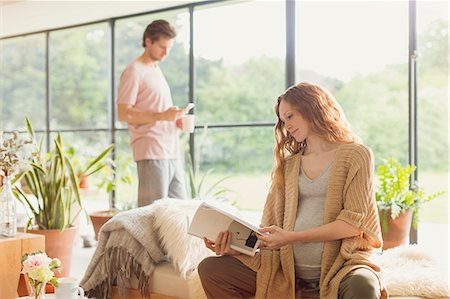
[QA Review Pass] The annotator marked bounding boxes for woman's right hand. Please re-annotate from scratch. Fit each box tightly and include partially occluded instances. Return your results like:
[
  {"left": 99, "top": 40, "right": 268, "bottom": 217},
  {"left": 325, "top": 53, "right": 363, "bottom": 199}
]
[{"left": 203, "top": 231, "right": 240, "bottom": 256}]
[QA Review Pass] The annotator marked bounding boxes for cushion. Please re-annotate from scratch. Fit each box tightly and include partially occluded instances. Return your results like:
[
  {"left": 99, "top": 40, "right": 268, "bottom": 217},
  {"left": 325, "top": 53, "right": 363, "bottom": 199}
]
[
  {"left": 371, "top": 245, "right": 450, "bottom": 298},
  {"left": 151, "top": 198, "right": 213, "bottom": 277}
]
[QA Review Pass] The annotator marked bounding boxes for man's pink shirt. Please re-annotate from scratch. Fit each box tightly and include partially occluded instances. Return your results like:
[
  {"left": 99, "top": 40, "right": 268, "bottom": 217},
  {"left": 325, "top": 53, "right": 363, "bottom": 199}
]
[{"left": 117, "top": 59, "right": 179, "bottom": 161}]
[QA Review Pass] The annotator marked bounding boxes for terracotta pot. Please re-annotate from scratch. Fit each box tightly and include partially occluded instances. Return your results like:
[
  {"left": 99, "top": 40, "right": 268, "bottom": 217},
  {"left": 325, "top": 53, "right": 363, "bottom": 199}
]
[
  {"left": 27, "top": 226, "right": 78, "bottom": 277},
  {"left": 78, "top": 174, "right": 89, "bottom": 189},
  {"left": 380, "top": 209, "right": 413, "bottom": 250},
  {"left": 90, "top": 210, "right": 116, "bottom": 241}
]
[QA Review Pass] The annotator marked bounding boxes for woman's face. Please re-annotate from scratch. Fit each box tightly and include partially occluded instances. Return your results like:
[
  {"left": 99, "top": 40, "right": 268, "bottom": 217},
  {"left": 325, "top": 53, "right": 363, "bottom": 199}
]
[{"left": 278, "top": 99, "right": 311, "bottom": 143}]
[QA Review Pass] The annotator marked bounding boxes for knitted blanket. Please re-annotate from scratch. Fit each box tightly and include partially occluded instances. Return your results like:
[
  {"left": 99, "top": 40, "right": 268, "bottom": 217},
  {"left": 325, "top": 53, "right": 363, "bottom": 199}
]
[{"left": 80, "top": 198, "right": 211, "bottom": 299}]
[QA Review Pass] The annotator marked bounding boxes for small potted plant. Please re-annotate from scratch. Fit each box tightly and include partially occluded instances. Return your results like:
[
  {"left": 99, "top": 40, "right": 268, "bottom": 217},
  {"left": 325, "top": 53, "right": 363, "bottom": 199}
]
[
  {"left": 375, "top": 158, "right": 444, "bottom": 249},
  {"left": 66, "top": 145, "right": 113, "bottom": 189},
  {"left": 89, "top": 152, "right": 135, "bottom": 240}
]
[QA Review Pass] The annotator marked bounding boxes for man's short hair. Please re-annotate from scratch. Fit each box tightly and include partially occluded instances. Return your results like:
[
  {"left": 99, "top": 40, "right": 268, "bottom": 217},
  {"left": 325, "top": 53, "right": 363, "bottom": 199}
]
[{"left": 142, "top": 19, "right": 177, "bottom": 47}]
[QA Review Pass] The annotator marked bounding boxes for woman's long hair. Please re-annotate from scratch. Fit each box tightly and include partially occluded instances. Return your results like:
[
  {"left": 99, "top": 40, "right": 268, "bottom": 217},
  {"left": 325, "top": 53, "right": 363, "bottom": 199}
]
[{"left": 271, "top": 82, "right": 358, "bottom": 189}]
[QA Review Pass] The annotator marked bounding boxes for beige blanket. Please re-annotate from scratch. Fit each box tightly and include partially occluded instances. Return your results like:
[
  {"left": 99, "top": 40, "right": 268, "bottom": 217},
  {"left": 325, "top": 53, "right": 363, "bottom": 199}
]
[{"left": 80, "top": 198, "right": 211, "bottom": 299}]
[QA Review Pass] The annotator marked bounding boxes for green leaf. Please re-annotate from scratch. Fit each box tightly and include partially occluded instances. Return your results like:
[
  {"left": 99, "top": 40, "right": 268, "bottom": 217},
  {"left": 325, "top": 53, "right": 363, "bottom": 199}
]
[
  {"left": 197, "top": 168, "right": 214, "bottom": 196},
  {"left": 205, "top": 174, "right": 234, "bottom": 197},
  {"left": 81, "top": 144, "right": 114, "bottom": 175},
  {"left": 375, "top": 157, "right": 445, "bottom": 228},
  {"left": 65, "top": 156, "right": 81, "bottom": 212},
  {"left": 25, "top": 116, "right": 35, "bottom": 138}
]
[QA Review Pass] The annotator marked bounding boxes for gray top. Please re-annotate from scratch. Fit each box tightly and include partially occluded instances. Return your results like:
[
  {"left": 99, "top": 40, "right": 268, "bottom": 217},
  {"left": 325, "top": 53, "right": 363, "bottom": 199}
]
[{"left": 293, "top": 162, "right": 332, "bottom": 281}]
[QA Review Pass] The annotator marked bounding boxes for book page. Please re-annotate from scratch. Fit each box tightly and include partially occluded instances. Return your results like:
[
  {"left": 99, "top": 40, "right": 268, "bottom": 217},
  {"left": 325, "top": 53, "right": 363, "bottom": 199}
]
[{"left": 188, "top": 206, "right": 234, "bottom": 241}]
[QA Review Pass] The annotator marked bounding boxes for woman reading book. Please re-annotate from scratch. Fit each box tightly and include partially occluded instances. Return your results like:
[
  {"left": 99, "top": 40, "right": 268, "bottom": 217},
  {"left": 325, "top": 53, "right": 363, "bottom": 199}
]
[{"left": 198, "top": 82, "right": 387, "bottom": 299}]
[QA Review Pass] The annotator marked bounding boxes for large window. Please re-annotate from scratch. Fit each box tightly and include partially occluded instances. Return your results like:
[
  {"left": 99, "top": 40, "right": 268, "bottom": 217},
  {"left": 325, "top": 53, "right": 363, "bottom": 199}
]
[
  {"left": 296, "top": 1, "right": 409, "bottom": 166},
  {"left": 192, "top": 1, "right": 285, "bottom": 208},
  {"left": 416, "top": 1, "right": 448, "bottom": 254},
  {"left": 50, "top": 24, "right": 109, "bottom": 130},
  {"left": 194, "top": 0, "right": 285, "bottom": 124},
  {"left": 0, "top": 34, "right": 46, "bottom": 131}
]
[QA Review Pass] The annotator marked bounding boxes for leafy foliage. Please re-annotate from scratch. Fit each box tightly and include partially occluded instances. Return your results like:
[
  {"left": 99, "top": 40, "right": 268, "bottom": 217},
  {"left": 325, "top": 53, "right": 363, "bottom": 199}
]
[
  {"left": 66, "top": 144, "right": 114, "bottom": 180},
  {"left": 185, "top": 126, "right": 234, "bottom": 200},
  {"left": 186, "top": 154, "right": 234, "bottom": 200},
  {"left": 375, "top": 158, "right": 445, "bottom": 232},
  {"left": 95, "top": 152, "right": 136, "bottom": 212},
  {"left": 14, "top": 119, "right": 113, "bottom": 230}
]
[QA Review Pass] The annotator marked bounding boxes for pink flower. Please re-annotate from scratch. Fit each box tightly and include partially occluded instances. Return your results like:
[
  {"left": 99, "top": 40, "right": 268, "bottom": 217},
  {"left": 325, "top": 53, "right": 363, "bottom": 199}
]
[{"left": 22, "top": 253, "right": 52, "bottom": 274}]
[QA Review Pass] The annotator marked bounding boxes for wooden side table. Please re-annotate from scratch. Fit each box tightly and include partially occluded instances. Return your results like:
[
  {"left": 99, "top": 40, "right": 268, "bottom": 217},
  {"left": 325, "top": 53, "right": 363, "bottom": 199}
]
[{"left": 0, "top": 233, "right": 45, "bottom": 299}]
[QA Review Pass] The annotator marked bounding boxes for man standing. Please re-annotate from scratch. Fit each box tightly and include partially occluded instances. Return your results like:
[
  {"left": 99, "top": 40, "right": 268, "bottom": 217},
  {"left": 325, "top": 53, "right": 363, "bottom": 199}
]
[{"left": 117, "top": 20, "right": 187, "bottom": 207}]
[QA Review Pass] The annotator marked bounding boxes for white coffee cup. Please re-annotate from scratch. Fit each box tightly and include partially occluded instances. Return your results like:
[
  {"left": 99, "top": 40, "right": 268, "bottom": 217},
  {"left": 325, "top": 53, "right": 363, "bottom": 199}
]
[
  {"left": 181, "top": 114, "right": 195, "bottom": 133},
  {"left": 55, "top": 277, "right": 84, "bottom": 299}
]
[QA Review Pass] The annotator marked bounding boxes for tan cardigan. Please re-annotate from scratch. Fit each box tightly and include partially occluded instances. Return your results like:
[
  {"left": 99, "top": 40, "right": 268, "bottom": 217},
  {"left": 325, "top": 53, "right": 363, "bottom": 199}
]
[{"left": 237, "top": 143, "right": 388, "bottom": 299}]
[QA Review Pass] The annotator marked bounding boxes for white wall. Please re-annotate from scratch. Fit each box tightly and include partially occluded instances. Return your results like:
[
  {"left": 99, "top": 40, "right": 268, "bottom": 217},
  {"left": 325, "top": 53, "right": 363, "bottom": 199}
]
[{"left": 0, "top": 0, "right": 203, "bottom": 39}]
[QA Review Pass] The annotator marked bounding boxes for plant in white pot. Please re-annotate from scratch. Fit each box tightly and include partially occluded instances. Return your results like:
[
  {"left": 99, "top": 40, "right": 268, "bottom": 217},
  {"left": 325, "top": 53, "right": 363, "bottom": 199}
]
[
  {"left": 375, "top": 158, "right": 444, "bottom": 249},
  {"left": 14, "top": 118, "right": 113, "bottom": 276}
]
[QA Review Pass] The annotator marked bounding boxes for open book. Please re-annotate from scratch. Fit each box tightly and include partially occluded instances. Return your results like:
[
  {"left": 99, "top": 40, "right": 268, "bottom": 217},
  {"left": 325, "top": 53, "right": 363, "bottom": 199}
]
[{"left": 188, "top": 201, "right": 262, "bottom": 256}]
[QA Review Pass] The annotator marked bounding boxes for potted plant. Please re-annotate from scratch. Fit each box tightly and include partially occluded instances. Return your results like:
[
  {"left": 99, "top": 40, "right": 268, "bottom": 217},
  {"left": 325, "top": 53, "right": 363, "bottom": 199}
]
[
  {"left": 66, "top": 145, "right": 114, "bottom": 189},
  {"left": 14, "top": 118, "right": 113, "bottom": 276},
  {"left": 89, "top": 152, "right": 134, "bottom": 240},
  {"left": 375, "top": 158, "right": 444, "bottom": 249}
]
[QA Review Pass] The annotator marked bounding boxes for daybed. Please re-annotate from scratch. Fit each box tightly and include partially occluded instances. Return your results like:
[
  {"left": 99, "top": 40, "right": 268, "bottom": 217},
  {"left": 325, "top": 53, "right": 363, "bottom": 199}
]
[{"left": 80, "top": 199, "right": 450, "bottom": 299}]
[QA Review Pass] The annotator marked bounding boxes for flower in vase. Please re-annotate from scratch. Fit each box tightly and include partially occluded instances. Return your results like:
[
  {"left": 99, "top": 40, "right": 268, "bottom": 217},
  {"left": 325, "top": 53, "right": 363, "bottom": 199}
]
[{"left": 21, "top": 251, "right": 61, "bottom": 292}]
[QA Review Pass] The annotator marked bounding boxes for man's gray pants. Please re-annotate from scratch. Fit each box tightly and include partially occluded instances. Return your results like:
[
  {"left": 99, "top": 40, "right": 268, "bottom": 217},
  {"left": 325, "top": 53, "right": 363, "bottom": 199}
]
[{"left": 136, "top": 159, "right": 187, "bottom": 207}]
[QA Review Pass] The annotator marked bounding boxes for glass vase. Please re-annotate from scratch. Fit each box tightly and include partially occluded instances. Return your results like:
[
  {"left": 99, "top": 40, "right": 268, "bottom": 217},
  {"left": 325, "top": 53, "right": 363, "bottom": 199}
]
[
  {"left": 28, "top": 280, "right": 46, "bottom": 299},
  {"left": 0, "top": 175, "right": 17, "bottom": 237}
]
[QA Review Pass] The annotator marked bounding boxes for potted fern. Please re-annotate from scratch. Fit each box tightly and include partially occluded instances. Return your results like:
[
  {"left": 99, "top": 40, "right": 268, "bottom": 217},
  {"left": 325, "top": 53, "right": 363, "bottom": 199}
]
[
  {"left": 375, "top": 158, "right": 444, "bottom": 249},
  {"left": 14, "top": 117, "right": 113, "bottom": 276}
]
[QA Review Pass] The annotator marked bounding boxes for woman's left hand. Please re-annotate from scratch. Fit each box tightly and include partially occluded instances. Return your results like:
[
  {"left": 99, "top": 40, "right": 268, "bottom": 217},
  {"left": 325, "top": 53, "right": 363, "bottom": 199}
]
[
  {"left": 257, "top": 225, "right": 294, "bottom": 250},
  {"left": 203, "top": 231, "right": 240, "bottom": 256}
]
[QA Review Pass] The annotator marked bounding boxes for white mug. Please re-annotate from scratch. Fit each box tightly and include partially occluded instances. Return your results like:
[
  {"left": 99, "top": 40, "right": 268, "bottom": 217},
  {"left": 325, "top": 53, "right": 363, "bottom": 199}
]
[
  {"left": 55, "top": 277, "right": 84, "bottom": 299},
  {"left": 181, "top": 114, "right": 195, "bottom": 133}
]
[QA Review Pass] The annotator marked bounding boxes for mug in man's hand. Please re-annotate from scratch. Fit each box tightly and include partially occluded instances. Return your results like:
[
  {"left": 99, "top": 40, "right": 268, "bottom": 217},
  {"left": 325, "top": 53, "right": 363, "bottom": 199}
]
[
  {"left": 55, "top": 277, "right": 84, "bottom": 299},
  {"left": 181, "top": 114, "right": 195, "bottom": 133}
]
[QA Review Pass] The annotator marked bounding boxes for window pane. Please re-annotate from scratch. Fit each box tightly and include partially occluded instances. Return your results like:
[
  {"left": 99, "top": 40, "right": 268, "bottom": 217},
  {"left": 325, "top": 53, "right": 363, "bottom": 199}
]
[
  {"left": 50, "top": 24, "right": 109, "bottom": 130},
  {"left": 115, "top": 130, "right": 138, "bottom": 209},
  {"left": 193, "top": 126, "right": 273, "bottom": 211},
  {"left": 194, "top": 0, "right": 285, "bottom": 124},
  {"left": 296, "top": 1, "right": 409, "bottom": 165},
  {"left": 416, "top": 1, "right": 449, "bottom": 253},
  {"left": 114, "top": 10, "right": 190, "bottom": 129},
  {"left": 0, "top": 34, "right": 46, "bottom": 131}
]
